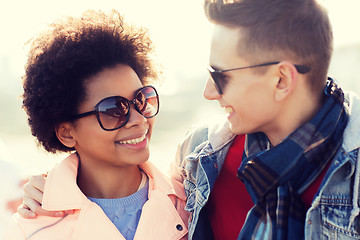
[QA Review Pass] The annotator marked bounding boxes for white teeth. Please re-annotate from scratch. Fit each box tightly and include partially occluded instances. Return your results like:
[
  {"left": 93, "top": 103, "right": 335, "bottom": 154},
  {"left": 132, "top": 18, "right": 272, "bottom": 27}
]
[
  {"left": 118, "top": 134, "right": 146, "bottom": 144},
  {"left": 225, "top": 106, "right": 234, "bottom": 114}
]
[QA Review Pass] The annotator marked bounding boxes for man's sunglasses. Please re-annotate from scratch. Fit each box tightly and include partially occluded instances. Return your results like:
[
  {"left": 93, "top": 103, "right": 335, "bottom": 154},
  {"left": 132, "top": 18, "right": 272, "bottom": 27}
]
[
  {"left": 207, "top": 61, "right": 311, "bottom": 94},
  {"left": 70, "top": 85, "right": 159, "bottom": 131}
]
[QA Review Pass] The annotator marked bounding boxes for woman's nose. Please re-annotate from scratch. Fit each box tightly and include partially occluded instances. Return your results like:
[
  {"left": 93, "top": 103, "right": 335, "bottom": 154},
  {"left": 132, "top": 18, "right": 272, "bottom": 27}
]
[{"left": 124, "top": 106, "right": 147, "bottom": 128}]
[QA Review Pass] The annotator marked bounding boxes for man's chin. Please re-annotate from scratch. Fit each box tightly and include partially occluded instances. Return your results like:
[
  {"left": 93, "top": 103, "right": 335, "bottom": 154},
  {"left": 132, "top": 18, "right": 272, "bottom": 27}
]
[
  {"left": 229, "top": 122, "right": 254, "bottom": 136},
  {"left": 229, "top": 123, "right": 242, "bottom": 135}
]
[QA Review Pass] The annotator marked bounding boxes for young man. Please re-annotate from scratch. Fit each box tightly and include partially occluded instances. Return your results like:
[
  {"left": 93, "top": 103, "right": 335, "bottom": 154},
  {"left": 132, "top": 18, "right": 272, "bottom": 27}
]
[
  {"left": 17, "top": 0, "right": 360, "bottom": 239},
  {"left": 171, "top": 0, "right": 360, "bottom": 239}
]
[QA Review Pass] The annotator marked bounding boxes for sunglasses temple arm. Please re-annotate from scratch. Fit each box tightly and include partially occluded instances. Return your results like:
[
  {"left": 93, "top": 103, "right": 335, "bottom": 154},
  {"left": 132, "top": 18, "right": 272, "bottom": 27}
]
[{"left": 69, "top": 110, "right": 96, "bottom": 120}]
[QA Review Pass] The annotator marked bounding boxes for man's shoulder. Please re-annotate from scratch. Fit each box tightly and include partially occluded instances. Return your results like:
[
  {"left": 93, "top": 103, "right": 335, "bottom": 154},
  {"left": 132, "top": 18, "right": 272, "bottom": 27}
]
[
  {"left": 183, "top": 122, "right": 210, "bottom": 144},
  {"left": 178, "top": 118, "right": 234, "bottom": 154},
  {"left": 178, "top": 119, "right": 235, "bottom": 161},
  {"left": 176, "top": 122, "right": 211, "bottom": 159}
]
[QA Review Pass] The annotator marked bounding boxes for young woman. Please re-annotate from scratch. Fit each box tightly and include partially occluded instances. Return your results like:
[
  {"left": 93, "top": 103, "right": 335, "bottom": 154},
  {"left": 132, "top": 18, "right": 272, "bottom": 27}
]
[{"left": 3, "top": 10, "right": 188, "bottom": 240}]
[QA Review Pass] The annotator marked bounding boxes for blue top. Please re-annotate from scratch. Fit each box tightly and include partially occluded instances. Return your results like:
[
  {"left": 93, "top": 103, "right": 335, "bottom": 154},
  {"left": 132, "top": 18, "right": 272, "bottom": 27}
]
[{"left": 88, "top": 180, "right": 149, "bottom": 240}]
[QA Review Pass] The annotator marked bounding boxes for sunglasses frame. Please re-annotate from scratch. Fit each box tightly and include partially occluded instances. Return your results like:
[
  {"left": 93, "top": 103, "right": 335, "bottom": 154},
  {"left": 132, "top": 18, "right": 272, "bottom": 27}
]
[
  {"left": 207, "top": 61, "right": 311, "bottom": 94},
  {"left": 69, "top": 85, "right": 159, "bottom": 131}
]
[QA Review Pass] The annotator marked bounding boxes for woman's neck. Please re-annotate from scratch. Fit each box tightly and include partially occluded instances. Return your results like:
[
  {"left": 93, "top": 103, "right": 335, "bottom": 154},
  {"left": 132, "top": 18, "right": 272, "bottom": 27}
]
[{"left": 77, "top": 158, "right": 143, "bottom": 199}]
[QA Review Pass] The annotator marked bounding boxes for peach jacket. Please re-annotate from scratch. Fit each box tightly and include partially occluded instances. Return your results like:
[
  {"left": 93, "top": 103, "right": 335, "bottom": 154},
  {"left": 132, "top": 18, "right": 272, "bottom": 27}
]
[{"left": 4, "top": 154, "right": 189, "bottom": 240}]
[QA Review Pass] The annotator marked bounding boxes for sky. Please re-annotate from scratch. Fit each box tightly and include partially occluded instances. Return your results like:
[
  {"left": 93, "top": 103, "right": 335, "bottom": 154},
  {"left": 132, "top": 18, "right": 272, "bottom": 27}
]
[
  {"left": 1, "top": 0, "right": 359, "bottom": 93},
  {"left": 322, "top": 0, "right": 360, "bottom": 46},
  {"left": 0, "top": 0, "right": 211, "bottom": 94}
]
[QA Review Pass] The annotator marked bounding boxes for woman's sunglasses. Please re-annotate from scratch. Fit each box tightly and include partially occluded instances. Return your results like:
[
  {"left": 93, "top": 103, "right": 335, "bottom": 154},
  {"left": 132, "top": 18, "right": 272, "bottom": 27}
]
[{"left": 70, "top": 85, "right": 159, "bottom": 131}]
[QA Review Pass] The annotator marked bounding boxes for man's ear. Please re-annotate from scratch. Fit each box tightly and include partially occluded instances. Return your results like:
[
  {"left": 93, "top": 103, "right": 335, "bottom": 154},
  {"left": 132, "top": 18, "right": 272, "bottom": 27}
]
[
  {"left": 55, "top": 122, "right": 76, "bottom": 148},
  {"left": 274, "top": 62, "right": 298, "bottom": 101}
]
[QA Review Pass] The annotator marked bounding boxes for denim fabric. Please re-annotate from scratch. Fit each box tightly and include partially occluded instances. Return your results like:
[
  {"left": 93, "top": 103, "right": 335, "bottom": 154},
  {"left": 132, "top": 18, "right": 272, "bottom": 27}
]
[
  {"left": 175, "top": 92, "right": 360, "bottom": 240},
  {"left": 305, "top": 149, "right": 360, "bottom": 239}
]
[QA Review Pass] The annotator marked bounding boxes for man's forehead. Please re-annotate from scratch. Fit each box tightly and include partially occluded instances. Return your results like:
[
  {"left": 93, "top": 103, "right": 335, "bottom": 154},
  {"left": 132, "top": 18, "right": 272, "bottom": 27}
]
[
  {"left": 211, "top": 25, "right": 241, "bottom": 42},
  {"left": 210, "top": 25, "right": 245, "bottom": 65}
]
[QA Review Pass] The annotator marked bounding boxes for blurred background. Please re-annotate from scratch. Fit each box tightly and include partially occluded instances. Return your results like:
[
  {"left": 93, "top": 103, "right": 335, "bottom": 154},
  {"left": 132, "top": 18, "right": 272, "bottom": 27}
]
[{"left": 0, "top": 0, "right": 359, "bottom": 234}]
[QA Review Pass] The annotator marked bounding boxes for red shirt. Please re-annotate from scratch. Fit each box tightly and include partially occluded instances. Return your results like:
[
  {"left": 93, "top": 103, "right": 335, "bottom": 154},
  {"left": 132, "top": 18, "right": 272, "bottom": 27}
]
[{"left": 206, "top": 135, "right": 330, "bottom": 240}]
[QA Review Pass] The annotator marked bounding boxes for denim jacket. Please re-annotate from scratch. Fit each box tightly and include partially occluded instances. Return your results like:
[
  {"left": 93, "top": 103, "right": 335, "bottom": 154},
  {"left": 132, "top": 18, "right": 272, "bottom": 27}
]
[{"left": 171, "top": 91, "right": 360, "bottom": 239}]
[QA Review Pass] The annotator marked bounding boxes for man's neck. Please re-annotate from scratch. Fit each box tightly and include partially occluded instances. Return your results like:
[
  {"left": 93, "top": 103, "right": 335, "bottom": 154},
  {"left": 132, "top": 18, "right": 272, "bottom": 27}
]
[{"left": 266, "top": 87, "right": 324, "bottom": 146}]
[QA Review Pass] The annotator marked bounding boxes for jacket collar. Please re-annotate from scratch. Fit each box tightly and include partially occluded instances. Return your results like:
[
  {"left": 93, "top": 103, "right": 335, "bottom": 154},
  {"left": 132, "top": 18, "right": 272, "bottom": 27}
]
[
  {"left": 343, "top": 91, "right": 360, "bottom": 152},
  {"left": 207, "top": 117, "right": 236, "bottom": 152},
  {"left": 42, "top": 154, "right": 85, "bottom": 211},
  {"left": 140, "top": 160, "right": 186, "bottom": 201},
  {"left": 42, "top": 154, "right": 186, "bottom": 211}
]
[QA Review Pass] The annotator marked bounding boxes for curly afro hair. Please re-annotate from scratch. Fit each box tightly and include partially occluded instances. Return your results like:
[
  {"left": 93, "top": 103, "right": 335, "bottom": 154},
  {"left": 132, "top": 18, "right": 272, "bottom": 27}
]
[{"left": 22, "top": 10, "right": 160, "bottom": 153}]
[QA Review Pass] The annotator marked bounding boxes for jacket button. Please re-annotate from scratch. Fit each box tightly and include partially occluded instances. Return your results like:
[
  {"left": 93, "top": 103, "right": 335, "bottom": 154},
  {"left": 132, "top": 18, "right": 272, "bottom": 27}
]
[{"left": 176, "top": 224, "right": 183, "bottom": 231}]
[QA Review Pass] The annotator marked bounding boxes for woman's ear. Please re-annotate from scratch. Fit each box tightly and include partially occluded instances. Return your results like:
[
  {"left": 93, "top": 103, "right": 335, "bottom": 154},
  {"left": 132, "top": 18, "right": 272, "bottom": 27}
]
[
  {"left": 274, "top": 62, "right": 298, "bottom": 101},
  {"left": 55, "top": 123, "right": 76, "bottom": 148}
]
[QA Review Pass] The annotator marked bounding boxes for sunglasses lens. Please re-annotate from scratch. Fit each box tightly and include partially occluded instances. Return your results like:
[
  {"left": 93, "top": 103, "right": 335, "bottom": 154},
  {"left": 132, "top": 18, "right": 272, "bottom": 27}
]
[
  {"left": 135, "top": 86, "right": 159, "bottom": 118},
  {"left": 209, "top": 72, "right": 224, "bottom": 94},
  {"left": 207, "top": 66, "right": 226, "bottom": 95},
  {"left": 97, "top": 97, "right": 130, "bottom": 130}
]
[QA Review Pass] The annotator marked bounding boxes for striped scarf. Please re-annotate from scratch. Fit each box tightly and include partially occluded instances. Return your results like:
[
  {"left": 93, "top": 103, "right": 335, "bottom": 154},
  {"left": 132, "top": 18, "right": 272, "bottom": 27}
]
[{"left": 237, "top": 79, "right": 349, "bottom": 240}]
